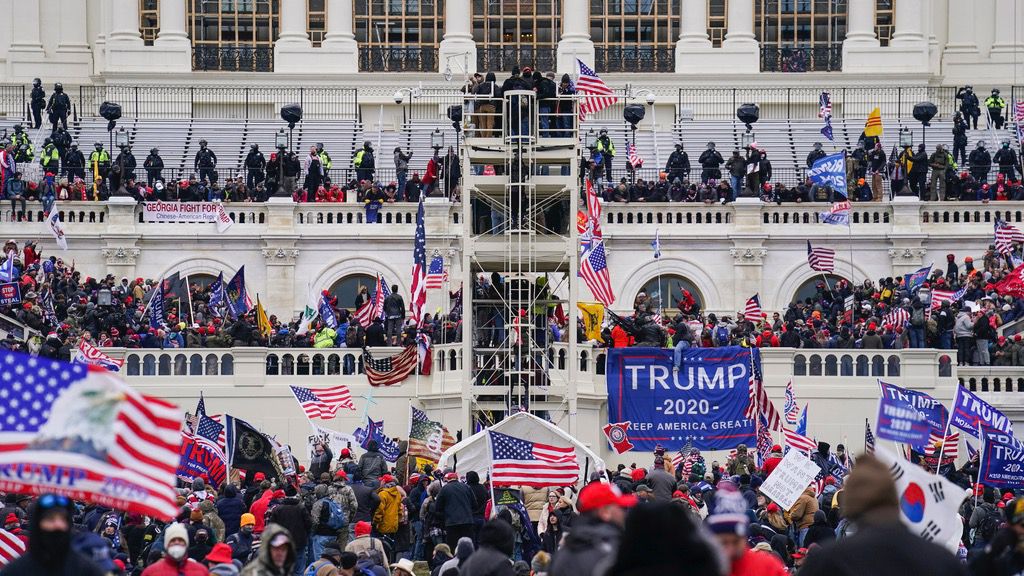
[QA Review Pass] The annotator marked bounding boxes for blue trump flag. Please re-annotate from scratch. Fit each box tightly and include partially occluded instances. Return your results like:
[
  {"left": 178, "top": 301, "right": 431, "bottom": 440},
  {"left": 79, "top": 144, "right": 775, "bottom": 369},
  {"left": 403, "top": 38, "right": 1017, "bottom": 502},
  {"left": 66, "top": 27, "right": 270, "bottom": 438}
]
[
  {"left": 876, "top": 386, "right": 931, "bottom": 446},
  {"left": 318, "top": 294, "right": 338, "bottom": 329},
  {"left": 807, "top": 152, "right": 847, "bottom": 198},
  {"left": 903, "top": 265, "right": 933, "bottom": 293},
  {"left": 980, "top": 424, "right": 1024, "bottom": 488},
  {"left": 951, "top": 384, "right": 1014, "bottom": 438},
  {"left": 207, "top": 272, "right": 225, "bottom": 317},
  {"left": 354, "top": 417, "right": 400, "bottom": 462},
  {"left": 226, "top": 266, "right": 251, "bottom": 317},
  {"left": 877, "top": 380, "right": 947, "bottom": 451},
  {"left": 149, "top": 283, "right": 165, "bottom": 329},
  {"left": 605, "top": 346, "right": 757, "bottom": 451}
]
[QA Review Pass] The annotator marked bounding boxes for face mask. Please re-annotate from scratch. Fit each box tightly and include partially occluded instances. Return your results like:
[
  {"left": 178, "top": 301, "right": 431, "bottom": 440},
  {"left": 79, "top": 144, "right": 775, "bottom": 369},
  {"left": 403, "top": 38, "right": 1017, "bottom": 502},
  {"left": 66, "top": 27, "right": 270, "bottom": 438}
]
[
  {"left": 167, "top": 544, "right": 187, "bottom": 561},
  {"left": 242, "top": 526, "right": 253, "bottom": 534}
]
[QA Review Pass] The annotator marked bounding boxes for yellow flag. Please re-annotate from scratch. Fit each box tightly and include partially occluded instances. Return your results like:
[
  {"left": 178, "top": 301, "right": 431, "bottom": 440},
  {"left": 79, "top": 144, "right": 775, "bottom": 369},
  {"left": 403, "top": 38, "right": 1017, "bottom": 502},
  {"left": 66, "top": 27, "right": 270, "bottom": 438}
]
[
  {"left": 864, "top": 107, "right": 883, "bottom": 138},
  {"left": 577, "top": 302, "right": 605, "bottom": 343},
  {"left": 256, "top": 294, "right": 272, "bottom": 337}
]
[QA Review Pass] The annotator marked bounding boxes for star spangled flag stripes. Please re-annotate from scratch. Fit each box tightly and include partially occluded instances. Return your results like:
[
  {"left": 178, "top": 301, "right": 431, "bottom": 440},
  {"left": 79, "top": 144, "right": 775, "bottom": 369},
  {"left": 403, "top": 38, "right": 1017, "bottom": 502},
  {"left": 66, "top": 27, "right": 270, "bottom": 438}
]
[
  {"left": 74, "top": 340, "right": 124, "bottom": 372},
  {"left": 409, "top": 406, "right": 455, "bottom": 462},
  {"left": 784, "top": 381, "right": 800, "bottom": 425},
  {"left": 425, "top": 255, "right": 446, "bottom": 289},
  {"left": 783, "top": 426, "right": 817, "bottom": 454},
  {"left": 207, "top": 272, "right": 225, "bottom": 317},
  {"left": 931, "top": 286, "right": 967, "bottom": 310},
  {"left": 743, "top": 294, "right": 762, "bottom": 319},
  {"left": 806, "top": 240, "right": 836, "bottom": 272},
  {"left": 0, "top": 350, "right": 182, "bottom": 520},
  {"left": 580, "top": 240, "right": 615, "bottom": 306},
  {"left": 995, "top": 219, "right": 1024, "bottom": 255},
  {"left": 0, "top": 527, "right": 25, "bottom": 567},
  {"left": 411, "top": 193, "right": 427, "bottom": 326},
  {"left": 865, "top": 418, "right": 876, "bottom": 454},
  {"left": 744, "top": 350, "right": 782, "bottom": 431},
  {"left": 927, "top": 430, "right": 959, "bottom": 460},
  {"left": 362, "top": 346, "right": 418, "bottom": 386},
  {"left": 576, "top": 59, "right": 617, "bottom": 122},
  {"left": 884, "top": 308, "right": 910, "bottom": 327},
  {"left": 585, "top": 179, "right": 603, "bottom": 239},
  {"left": 756, "top": 413, "right": 773, "bottom": 467},
  {"left": 488, "top": 430, "right": 580, "bottom": 488},
  {"left": 355, "top": 275, "right": 388, "bottom": 328},
  {"left": 289, "top": 385, "right": 355, "bottom": 419},
  {"left": 627, "top": 141, "right": 644, "bottom": 169}
]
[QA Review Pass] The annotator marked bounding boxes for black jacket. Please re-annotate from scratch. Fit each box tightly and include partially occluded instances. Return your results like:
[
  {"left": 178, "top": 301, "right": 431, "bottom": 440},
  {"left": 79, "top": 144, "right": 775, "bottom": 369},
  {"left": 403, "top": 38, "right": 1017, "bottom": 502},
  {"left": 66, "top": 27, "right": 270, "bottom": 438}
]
[
  {"left": 365, "top": 321, "right": 386, "bottom": 346},
  {"left": 246, "top": 150, "right": 267, "bottom": 170},
  {"left": 698, "top": 148, "right": 724, "bottom": 169},
  {"left": 548, "top": 515, "right": 621, "bottom": 576},
  {"left": 195, "top": 147, "right": 217, "bottom": 169},
  {"left": 969, "top": 148, "right": 992, "bottom": 170},
  {"left": 352, "top": 481, "right": 381, "bottom": 523},
  {"left": 435, "top": 481, "right": 477, "bottom": 527},
  {"left": 144, "top": 153, "right": 164, "bottom": 171},
  {"left": 458, "top": 545, "right": 515, "bottom": 576},
  {"left": 358, "top": 450, "right": 388, "bottom": 483},
  {"left": 269, "top": 497, "right": 312, "bottom": 549},
  {"left": 800, "top": 521, "right": 966, "bottom": 576},
  {"left": 1, "top": 550, "right": 106, "bottom": 576}
]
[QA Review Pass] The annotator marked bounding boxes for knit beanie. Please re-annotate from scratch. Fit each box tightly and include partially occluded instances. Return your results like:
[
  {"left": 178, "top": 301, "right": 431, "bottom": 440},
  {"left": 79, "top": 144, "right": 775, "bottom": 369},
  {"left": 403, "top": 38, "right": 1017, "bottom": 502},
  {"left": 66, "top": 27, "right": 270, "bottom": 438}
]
[{"left": 164, "top": 522, "right": 189, "bottom": 547}]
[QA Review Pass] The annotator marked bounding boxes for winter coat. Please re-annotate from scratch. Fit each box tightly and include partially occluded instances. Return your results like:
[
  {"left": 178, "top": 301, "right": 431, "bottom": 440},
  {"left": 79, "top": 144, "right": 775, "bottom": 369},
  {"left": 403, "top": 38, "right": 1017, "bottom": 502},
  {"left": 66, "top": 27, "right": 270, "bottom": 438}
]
[
  {"left": 310, "top": 446, "right": 334, "bottom": 478},
  {"left": 547, "top": 515, "right": 620, "bottom": 576},
  {"left": 358, "top": 450, "right": 388, "bottom": 483},
  {"left": 646, "top": 468, "right": 676, "bottom": 502},
  {"left": 200, "top": 500, "right": 227, "bottom": 543},
  {"left": 249, "top": 490, "right": 274, "bottom": 534},
  {"left": 1, "top": 550, "right": 107, "bottom": 576},
  {"left": 435, "top": 481, "right": 477, "bottom": 527},
  {"left": 373, "top": 485, "right": 404, "bottom": 535},
  {"left": 520, "top": 486, "right": 548, "bottom": 522},
  {"left": 803, "top": 510, "right": 835, "bottom": 548},
  {"left": 789, "top": 487, "right": 819, "bottom": 529},
  {"left": 801, "top": 521, "right": 966, "bottom": 576},
  {"left": 225, "top": 529, "right": 256, "bottom": 564},
  {"left": 240, "top": 523, "right": 295, "bottom": 576},
  {"left": 345, "top": 535, "right": 390, "bottom": 567},
  {"left": 140, "top": 556, "right": 210, "bottom": 575},
  {"left": 352, "top": 482, "right": 381, "bottom": 524},
  {"left": 217, "top": 487, "right": 246, "bottom": 537},
  {"left": 458, "top": 545, "right": 515, "bottom": 576},
  {"left": 268, "top": 497, "right": 311, "bottom": 551}
]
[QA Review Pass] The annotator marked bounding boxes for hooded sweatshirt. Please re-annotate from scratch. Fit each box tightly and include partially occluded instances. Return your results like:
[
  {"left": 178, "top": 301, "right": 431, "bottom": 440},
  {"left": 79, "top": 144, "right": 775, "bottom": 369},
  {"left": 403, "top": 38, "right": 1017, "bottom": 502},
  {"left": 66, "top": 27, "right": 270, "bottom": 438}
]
[{"left": 240, "top": 523, "right": 295, "bottom": 576}]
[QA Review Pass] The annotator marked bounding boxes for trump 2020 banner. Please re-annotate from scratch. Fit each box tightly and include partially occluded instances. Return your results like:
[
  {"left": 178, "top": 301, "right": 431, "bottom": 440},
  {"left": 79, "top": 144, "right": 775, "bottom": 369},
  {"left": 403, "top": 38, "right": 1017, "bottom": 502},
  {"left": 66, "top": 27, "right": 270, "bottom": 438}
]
[
  {"left": 808, "top": 152, "right": 847, "bottom": 197},
  {"left": 606, "top": 346, "right": 756, "bottom": 452},
  {"left": 980, "top": 425, "right": 1024, "bottom": 488}
]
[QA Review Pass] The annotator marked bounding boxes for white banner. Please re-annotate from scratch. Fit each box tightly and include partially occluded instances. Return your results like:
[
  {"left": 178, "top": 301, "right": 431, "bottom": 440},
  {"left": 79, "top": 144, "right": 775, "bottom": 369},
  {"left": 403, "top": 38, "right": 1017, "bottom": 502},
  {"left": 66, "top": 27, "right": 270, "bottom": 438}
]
[
  {"left": 141, "top": 201, "right": 234, "bottom": 233},
  {"left": 307, "top": 424, "right": 357, "bottom": 461},
  {"left": 759, "top": 450, "right": 821, "bottom": 510}
]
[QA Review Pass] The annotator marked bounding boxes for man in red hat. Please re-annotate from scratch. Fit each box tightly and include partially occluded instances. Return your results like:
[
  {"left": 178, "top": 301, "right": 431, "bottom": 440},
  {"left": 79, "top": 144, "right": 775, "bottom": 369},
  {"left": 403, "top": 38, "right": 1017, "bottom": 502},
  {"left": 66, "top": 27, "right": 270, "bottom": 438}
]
[
  {"left": 762, "top": 445, "right": 784, "bottom": 476},
  {"left": 549, "top": 482, "right": 636, "bottom": 576}
]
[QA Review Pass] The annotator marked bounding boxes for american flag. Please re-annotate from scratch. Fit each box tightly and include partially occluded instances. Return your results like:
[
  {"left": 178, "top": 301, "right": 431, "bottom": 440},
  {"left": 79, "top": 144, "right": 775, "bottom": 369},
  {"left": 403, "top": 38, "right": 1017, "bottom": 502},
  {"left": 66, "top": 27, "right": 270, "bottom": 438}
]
[
  {"left": 425, "top": 255, "right": 447, "bottom": 289},
  {"left": 930, "top": 286, "right": 966, "bottom": 310},
  {"left": 744, "top": 352, "right": 782, "bottom": 431},
  {"left": 192, "top": 412, "right": 227, "bottom": 464},
  {"left": 818, "top": 91, "right": 832, "bottom": 118},
  {"left": 74, "top": 340, "right": 124, "bottom": 372},
  {"left": 756, "top": 412, "right": 774, "bottom": 467},
  {"left": 289, "top": 385, "right": 355, "bottom": 419},
  {"left": 489, "top": 430, "right": 580, "bottom": 487},
  {"left": 627, "top": 141, "right": 644, "bottom": 169},
  {"left": 586, "top": 179, "right": 603, "bottom": 239},
  {"left": 995, "top": 219, "right": 1024, "bottom": 255},
  {"left": 354, "top": 275, "right": 389, "bottom": 328},
  {"left": 672, "top": 438, "right": 694, "bottom": 470},
  {"left": 410, "top": 193, "right": 427, "bottom": 326},
  {"left": 363, "top": 345, "right": 418, "bottom": 387},
  {"left": 884, "top": 308, "right": 910, "bottom": 327},
  {"left": 865, "top": 418, "right": 876, "bottom": 454},
  {"left": 783, "top": 426, "right": 817, "bottom": 454},
  {"left": 0, "top": 528, "right": 25, "bottom": 567},
  {"left": 576, "top": 59, "right": 617, "bottom": 122},
  {"left": 580, "top": 240, "right": 615, "bottom": 306},
  {"left": 1015, "top": 100, "right": 1024, "bottom": 146},
  {"left": 784, "top": 381, "right": 800, "bottom": 425},
  {"left": 409, "top": 406, "right": 456, "bottom": 461},
  {"left": 743, "top": 294, "right": 763, "bottom": 319},
  {"left": 806, "top": 240, "right": 835, "bottom": 273},
  {"left": 927, "top": 430, "right": 960, "bottom": 460},
  {"left": 0, "top": 350, "right": 182, "bottom": 519},
  {"left": 186, "top": 395, "right": 226, "bottom": 449}
]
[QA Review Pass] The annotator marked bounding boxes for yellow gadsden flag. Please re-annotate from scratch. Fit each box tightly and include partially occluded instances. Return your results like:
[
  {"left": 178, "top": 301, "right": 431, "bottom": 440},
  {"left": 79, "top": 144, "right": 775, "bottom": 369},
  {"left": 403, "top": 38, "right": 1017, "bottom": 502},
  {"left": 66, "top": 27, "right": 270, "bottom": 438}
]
[
  {"left": 256, "top": 294, "right": 272, "bottom": 337},
  {"left": 577, "top": 302, "right": 605, "bottom": 343},
  {"left": 864, "top": 107, "right": 883, "bottom": 138}
]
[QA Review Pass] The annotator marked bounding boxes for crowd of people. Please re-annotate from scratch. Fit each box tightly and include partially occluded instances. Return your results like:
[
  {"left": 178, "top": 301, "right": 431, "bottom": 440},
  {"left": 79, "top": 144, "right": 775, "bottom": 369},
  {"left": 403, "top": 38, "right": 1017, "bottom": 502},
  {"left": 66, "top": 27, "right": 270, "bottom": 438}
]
[{"left": 7, "top": 432, "right": 1024, "bottom": 576}]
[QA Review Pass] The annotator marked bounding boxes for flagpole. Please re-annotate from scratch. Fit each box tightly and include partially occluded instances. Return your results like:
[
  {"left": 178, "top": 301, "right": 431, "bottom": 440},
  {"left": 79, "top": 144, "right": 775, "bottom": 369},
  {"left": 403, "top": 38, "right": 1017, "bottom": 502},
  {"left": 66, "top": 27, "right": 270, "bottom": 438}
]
[
  {"left": 975, "top": 421, "right": 985, "bottom": 507},
  {"left": 406, "top": 405, "right": 414, "bottom": 482},
  {"left": 486, "top": 428, "right": 496, "bottom": 518},
  {"left": 864, "top": 418, "right": 868, "bottom": 454},
  {"left": 185, "top": 274, "right": 195, "bottom": 324},
  {"left": 820, "top": 271, "right": 835, "bottom": 297}
]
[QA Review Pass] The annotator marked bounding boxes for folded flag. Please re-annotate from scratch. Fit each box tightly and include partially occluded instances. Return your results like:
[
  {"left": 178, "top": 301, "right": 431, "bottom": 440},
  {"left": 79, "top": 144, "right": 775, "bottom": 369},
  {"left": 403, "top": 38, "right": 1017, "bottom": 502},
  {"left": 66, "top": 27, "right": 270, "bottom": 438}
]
[{"left": 362, "top": 346, "right": 418, "bottom": 387}]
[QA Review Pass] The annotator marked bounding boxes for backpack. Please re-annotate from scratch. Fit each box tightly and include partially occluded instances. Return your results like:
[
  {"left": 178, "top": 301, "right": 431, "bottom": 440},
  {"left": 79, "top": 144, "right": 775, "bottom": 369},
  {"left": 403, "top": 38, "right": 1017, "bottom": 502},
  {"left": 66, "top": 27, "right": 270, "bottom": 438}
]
[
  {"left": 304, "top": 559, "right": 337, "bottom": 576},
  {"left": 910, "top": 308, "right": 925, "bottom": 327},
  {"left": 977, "top": 506, "right": 1002, "bottom": 543},
  {"left": 715, "top": 325, "right": 730, "bottom": 345},
  {"left": 319, "top": 497, "right": 347, "bottom": 531}
]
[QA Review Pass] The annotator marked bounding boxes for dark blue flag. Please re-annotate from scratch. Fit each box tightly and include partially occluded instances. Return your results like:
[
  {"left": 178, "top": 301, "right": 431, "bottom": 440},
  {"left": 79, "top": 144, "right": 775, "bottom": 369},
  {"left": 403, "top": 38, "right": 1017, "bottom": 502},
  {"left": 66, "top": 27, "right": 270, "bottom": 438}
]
[
  {"left": 903, "top": 265, "right": 933, "bottom": 293},
  {"left": 951, "top": 384, "right": 1014, "bottom": 437},
  {"left": 226, "top": 266, "right": 251, "bottom": 317},
  {"left": 207, "top": 272, "right": 225, "bottom": 318},
  {"left": 354, "top": 417, "right": 400, "bottom": 462},
  {"left": 980, "top": 424, "right": 1024, "bottom": 488},
  {"left": 150, "top": 283, "right": 165, "bottom": 329},
  {"left": 807, "top": 152, "right": 847, "bottom": 198},
  {"left": 318, "top": 294, "right": 338, "bottom": 329},
  {"left": 876, "top": 388, "right": 931, "bottom": 446}
]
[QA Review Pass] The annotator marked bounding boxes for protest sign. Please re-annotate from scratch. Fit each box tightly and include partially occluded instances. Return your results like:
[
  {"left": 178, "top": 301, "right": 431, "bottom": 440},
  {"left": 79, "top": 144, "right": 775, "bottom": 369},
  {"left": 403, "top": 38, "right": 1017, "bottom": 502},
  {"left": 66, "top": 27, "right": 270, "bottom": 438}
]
[
  {"left": 759, "top": 450, "right": 821, "bottom": 510},
  {"left": 141, "top": 201, "right": 234, "bottom": 232}
]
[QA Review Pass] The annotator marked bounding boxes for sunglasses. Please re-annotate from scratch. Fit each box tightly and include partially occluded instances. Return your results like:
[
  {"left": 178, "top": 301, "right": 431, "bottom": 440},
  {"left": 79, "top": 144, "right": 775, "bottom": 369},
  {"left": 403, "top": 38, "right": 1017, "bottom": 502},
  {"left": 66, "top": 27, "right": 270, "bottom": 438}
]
[{"left": 38, "top": 494, "right": 69, "bottom": 509}]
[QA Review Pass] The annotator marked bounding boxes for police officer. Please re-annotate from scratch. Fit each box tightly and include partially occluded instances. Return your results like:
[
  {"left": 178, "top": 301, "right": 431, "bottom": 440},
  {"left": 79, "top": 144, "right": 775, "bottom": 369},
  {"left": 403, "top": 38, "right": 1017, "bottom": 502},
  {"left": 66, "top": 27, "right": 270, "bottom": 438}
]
[
  {"left": 11, "top": 124, "right": 33, "bottom": 162},
  {"left": 89, "top": 142, "right": 111, "bottom": 179},
  {"left": 245, "top": 144, "right": 266, "bottom": 190},
  {"left": 806, "top": 142, "right": 826, "bottom": 169},
  {"left": 46, "top": 83, "right": 71, "bottom": 133},
  {"left": 994, "top": 140, "right": 1021, "bottom": 180},
  {"left": 51, "top": 126, "right": 71, "bottom": 163},
  {"left": 353, "top": 140, "right": 375, "bottom": 183},
  {"left": 143, "top": 147, "right": 164, "bottom": 187},
  {"left": 30, "top": 78, "right": 45, "bottom": 130},
  {"left": 698, "top": 141, "right": 724, "bottom": 184},
  {"left": 986, "top": 88, "right": 1007, "bottom": 130},
  {"left": 665, "top": 143, "right": 690, "bottom": 183},
  {"left": 39, "top": 138, "right": 59, "bottom": 175},
  {"left": 956, "top": 85, "right": 981, "bottom": 129},
  {"left": 968, "top": 141, "right": 992, "bottom": 184},
  {"left": 64, "top": 142, "right": 86, "bottom": 182},
  {"left": 952, "top": 112, "right": 969, "bottom": 165},
  {"left": 115, "top": 145, "right": 137, "bottom": 182},
  {"left": 595, "top": 128, "right": 615, "bottom": 181},
  {"left": 316, "top": 142, "right": 332, "bottom": 181},
  {"left": 194, "top": 139, "right": 218, "bottom": 184}
]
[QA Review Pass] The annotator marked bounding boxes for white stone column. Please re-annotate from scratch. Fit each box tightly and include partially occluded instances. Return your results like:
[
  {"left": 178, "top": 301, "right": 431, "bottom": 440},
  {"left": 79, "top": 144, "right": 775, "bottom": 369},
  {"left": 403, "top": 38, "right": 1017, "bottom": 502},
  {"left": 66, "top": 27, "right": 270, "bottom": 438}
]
[
  {"left": 9, "top": 0, "right": 43, "bottom": 53},
  {"left": 108, "top": 0, "right": 144, "bottom": 46},
  {"left": 156, "top": 0, "right": 190, "bottom": 46},
  {"left": 57, "top": 0, "right": 91, "bottom": 52},
  {"left": 277, "top": 0, "right": 312, "bottom": 45},
  {"left": 320, "top": 0, "right": 359, "bottom": 72},
  {"left": 723, "top": 0, "right": 756, "bottom": 45},
  {"left": 991, "top": 0, "right": 1024, "bottom": 54},
  {"left": 712, "top": 0, "right": 758, "bottom": 74},
  {"left": 439, "top": 0, "right": 478, "bottom": 74},
  {"left": 890, "top": 0, "right": 924, "bottom": 46},
  {"left": 843, "top": 0, "right": 878, "bottom": 47},
  {"left": 943, "top": 0, "right": 978, "bottom": 54},
  {"left": 677, "top": 0, "right": 710, "bottom": 47}
]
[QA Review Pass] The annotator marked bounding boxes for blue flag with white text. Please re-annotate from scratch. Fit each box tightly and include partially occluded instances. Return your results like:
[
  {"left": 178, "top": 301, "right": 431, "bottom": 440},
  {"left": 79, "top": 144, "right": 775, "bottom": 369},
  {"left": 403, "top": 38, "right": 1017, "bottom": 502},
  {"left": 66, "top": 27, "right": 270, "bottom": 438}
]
[
  {"left": 318, "top": 294, "right": 338, "bottom": 329},
  {"left": 950, "top": 384, "right": 1014, "bottom": 438},
  {"left": 808, "top": 152, "right": 847, "bottom": 198}
]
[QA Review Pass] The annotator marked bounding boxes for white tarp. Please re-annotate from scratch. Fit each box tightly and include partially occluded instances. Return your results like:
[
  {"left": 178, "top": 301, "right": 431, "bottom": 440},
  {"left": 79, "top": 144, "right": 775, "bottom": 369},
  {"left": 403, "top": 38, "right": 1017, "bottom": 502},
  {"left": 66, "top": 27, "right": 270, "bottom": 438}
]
[{"left": 437, "top": 412, "right": 605, "bottom": 485}]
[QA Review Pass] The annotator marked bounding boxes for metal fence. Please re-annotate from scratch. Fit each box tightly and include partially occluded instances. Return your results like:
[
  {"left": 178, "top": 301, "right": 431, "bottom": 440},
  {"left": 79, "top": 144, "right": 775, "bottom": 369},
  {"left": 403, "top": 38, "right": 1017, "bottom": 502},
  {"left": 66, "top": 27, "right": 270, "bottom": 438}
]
[
  {"left": 0, "top": 85, "right": 27, "bottom": 120},
  {"left": 77, "top": 86, "right": 359, "bottom": 120},
  {"left": 476, "top": 47, "right": 558, "bottom": 73},
  {"left": 359, "top": 47, "right": 438, "bottom": 72},
  {"left": 595, "top": 47, "right": 675, "bottom": 73},
  {"left": 192, "top": 45, "right": 274, "bottom": 72},
  {"left": 760, "top": 45, "right": 842, "bottom": 73},
  {"left": 677, "top": 86, "right": 958, "bottom": 121}
]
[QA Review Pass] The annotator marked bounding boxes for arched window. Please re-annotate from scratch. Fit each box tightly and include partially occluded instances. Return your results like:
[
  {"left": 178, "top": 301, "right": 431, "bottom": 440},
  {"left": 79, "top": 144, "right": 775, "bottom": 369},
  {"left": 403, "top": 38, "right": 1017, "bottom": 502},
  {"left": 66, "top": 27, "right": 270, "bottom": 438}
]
[
  {"left": 186, "top": 273, "right": 219, "bottom": 290},
  {"left": 329, "top": 274, "right": 378, "bottom": 310},
  {"left": 637, "top": 275, "right": 703, "bottom": 316},
  {"left": 791, "top": 275, "right": 846, "bottom": 306}
]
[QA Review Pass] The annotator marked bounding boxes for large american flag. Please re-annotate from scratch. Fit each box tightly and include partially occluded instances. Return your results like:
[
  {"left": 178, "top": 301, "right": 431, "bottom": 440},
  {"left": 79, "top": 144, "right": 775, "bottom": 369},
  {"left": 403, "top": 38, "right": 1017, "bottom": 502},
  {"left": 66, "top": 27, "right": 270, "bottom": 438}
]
[
  {"left": 1015, "top": 100, "right": 1024, "bottom": 146},
  {"left": 864, "top": 418, "right": 876, "bottom": 454},
  {"left": 580, "top": 240, "right": 615, "bottom": 306},
  {"left": 0, "top": 350, "right": 182, "bottom": 519},
  {"left": 586, "top": 179, "right": 603, "bottom": 238},
  {"left": 995, "top": 219, "right": 1024, "bottom": 255},
  {"left": 363, "top": 346, "right": 418, "bottom": 387},
  {"left": 784, "top": 381, "right": 800, "bottom": 425},
  {"left": 425, "top": 255, "right": 447, "bottom": 289},
  {"left": 743, "top": 294, "right": 763, "bottom": 319},
  {"left": 289, "top": 385, "right": 355, "bottom": 419},
  {"left": 193, "top": 412, "right": 226, "bottom": 463},
  {"left": 783, "top": 426, "right": 818, "bottom": 454},
  {"left": 884, "top": 308, "right": 910, "bottom": 327},
  {"left": 0, "top": 528, "right": 25, "bottom": 567},
  {"left": 576, "top": 59, "right": 616, "bottom": 121},
  {"left": 489, "top": 430, "right": 580, "bottom": 487},
  {"left": 806, "top": 240, "right": 835, "bottom": 273},
  {"left": 410, "top": 193, "right": 427, "bottom": 326},
  {"left": 627, "top": 141, "right": 644, "bottom": 169},
  {"left": 744, "top": 352, "right": 782, "bottom": 431},
  {"left": 354, "top": 275, "right": 389, "bottom": 328},
  {"left": 930, "top": 286, "right": 967, "bottom": 310}
]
